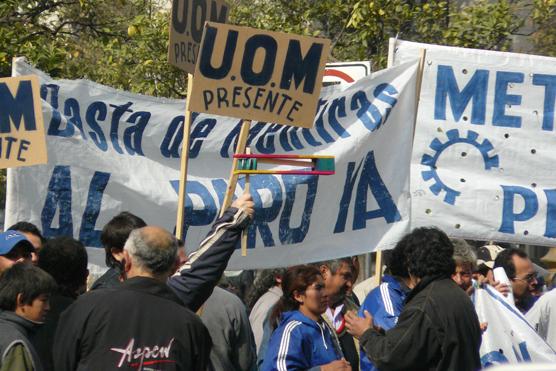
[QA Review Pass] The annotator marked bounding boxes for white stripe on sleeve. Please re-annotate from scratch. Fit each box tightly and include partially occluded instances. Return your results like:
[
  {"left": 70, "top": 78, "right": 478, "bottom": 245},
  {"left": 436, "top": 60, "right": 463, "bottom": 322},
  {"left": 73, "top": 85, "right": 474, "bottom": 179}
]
[
  {"left": 277, "top": 320, "right": 302, "bottom": 371},
  {"left": 380, "top": 283, "right": 394, "bottom": 316}
]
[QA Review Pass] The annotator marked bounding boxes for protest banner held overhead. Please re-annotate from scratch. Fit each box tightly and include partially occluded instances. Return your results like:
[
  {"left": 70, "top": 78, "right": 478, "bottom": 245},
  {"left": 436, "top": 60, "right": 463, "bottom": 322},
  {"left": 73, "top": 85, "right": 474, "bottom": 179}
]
[
  {"left": 189, "top": 22, "right": 331, "bottom": 128},
  {"left": 6, "top": 57, "right": 419, "bottom": 269},
  {"left": 0, "top": 75, "right": 47, "bottom": 169},
  {"left": 391, "top": 39, "right": 556, "bottom": 247},
  {"left": 168, "top": 0, "right": 229, "bottom": 73}
]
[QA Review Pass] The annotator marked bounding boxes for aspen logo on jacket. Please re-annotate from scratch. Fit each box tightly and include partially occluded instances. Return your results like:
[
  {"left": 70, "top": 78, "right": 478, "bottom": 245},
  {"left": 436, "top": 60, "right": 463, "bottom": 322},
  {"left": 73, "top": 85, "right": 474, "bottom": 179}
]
[{"left": 110, "top": 338, "right": 175, "bottom": 368}]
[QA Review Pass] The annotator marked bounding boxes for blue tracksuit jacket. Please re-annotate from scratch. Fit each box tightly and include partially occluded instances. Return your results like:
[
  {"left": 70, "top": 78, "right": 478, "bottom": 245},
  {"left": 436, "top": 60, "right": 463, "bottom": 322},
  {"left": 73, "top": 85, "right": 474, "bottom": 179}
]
[
  {"left": 261, "top": 310, "right": 341, "bottom": 371},
  {"left": 358, "top": 275, "right": 408, "bottom": 371}
]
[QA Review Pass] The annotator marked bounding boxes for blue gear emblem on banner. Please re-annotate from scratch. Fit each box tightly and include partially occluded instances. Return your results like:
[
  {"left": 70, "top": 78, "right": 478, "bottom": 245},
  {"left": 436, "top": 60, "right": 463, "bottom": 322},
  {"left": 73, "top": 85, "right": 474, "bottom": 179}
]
[{"left": 421, "top": 129, "right": 499, "bottom": 205}]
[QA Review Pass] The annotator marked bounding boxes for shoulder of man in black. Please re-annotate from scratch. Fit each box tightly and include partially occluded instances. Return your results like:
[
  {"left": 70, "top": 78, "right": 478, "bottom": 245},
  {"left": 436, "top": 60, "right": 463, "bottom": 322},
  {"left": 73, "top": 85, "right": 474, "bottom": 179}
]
[
  {"left": 53, "top": 278, "right": 212, "bottom": 371},
  {"left": 360, "top": 277, "right": 481, "bottom": 371},
  {"left": 90, "top": 267, "right": 121, "bottom": 291}
]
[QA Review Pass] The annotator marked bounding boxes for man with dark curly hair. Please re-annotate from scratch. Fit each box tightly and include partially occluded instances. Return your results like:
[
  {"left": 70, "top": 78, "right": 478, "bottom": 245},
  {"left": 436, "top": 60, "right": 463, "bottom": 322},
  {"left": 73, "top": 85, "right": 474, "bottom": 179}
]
[{"left": 346, "top": 227, "right": 482, "bottom": 371}]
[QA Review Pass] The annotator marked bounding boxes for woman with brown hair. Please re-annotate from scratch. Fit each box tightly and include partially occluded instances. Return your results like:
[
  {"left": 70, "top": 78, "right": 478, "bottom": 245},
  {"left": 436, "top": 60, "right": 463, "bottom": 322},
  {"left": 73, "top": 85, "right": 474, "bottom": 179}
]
[{"left": 261, "top": 265, "right": 351, "bottom": 371}]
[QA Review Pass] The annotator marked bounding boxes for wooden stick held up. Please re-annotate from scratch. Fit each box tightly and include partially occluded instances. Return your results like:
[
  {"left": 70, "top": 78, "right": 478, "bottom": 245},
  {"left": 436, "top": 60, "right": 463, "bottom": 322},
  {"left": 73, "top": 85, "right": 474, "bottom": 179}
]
[
  {"left": 240, "top": 147, "right": 251, "bottom": 256},
  {"left": 219, "top": 120, "right": 252, "bottom": 218},
  {"left": 175, "top": 74, "right": 194, "bottom": 241}
]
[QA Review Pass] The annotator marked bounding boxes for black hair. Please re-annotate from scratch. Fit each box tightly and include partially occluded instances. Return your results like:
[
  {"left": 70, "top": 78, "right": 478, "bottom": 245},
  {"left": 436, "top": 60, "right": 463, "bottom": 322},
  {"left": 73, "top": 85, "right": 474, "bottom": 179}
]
[
  {"left": 402, "top": 227, "right": 455, "bottom": 279},
  {"left": 101, "top": 211, "right": 146, "bottom": 267},
  {"left": 0, "top": 263, "right": 57, "bottom": 311},
  {"left": 7, "top": 222, "right": 44, "bottom": 243},
  {"left": 38, "top": 237, "right": 88, "bottom": 298},
  {"left": 493, "top": 247, "right": 528, "bottom": 279},
  {"left": 476, "top": 264, "right": 491, "bottom": 277},
  {"left": 386, "top": 238, "right": 410, "bottom": 278},
  {"left": 222, "top": 270, "right": 255, "bottom": 304},
  {"left": 269, "top": 265, "right": 321, "bottom": 330}
]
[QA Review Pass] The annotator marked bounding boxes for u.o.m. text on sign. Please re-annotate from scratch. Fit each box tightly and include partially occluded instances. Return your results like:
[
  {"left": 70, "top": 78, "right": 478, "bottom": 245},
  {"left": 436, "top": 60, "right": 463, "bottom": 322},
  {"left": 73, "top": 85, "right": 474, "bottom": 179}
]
[
  {"left": 0, "top": 75, "right": 47, "bottom": 169},
  {"left": 168, "top": 0, "right": 229, "bottom": 74},
  {"left": 189, "top": 22, "right": 331, "bottom": 129}
]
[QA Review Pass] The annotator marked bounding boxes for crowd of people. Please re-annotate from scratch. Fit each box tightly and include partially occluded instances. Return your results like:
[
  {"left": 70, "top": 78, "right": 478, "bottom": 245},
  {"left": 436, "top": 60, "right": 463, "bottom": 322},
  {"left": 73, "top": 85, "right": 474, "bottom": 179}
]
[{"left": 0, "top": 191, "right": 555, "bottom": 370}]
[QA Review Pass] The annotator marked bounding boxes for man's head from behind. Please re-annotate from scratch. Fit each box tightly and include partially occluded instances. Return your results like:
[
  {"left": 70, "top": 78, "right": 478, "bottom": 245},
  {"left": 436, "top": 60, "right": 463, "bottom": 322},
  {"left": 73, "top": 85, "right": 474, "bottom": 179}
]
[
  {"left": 402, "top": 227, "right": 455, "bottom": 282},
  {"left": 0, "top": 231, "right": 34, "bottom": 274},
  {"left": 385, "top": 237, "right": 411, "bottom": 279},
  {"left": 494, "top": 247, "right": 536, "bottom": 301},
  {"left": 0, "top": 263, "right": 57, "bottom": 323},
  {"left": 38, "top": 237, "right": 89, "bottom": 298},
  {"left": 318, "top": 258, "right": 355, "bottom": 307},
  {"left": 123, "top": 226, "right": 178, "bottom": 281},
  {"left": 101, "top": 212, "right": 147, "bottom": 269}
]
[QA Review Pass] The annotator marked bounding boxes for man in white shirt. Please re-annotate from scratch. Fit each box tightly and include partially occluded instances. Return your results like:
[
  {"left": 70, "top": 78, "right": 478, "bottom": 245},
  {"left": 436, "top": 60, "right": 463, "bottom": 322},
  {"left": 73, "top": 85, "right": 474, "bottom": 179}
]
[{"left": 526, "top": 288, "right": 556, "bottom": 350}]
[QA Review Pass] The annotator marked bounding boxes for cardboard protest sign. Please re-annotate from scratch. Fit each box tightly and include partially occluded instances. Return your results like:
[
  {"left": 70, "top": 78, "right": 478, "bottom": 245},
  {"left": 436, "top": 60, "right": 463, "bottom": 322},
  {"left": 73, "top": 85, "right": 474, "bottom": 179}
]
[
  {"left": 189, "top": 22, "right": 331, "bottom": 128},
  {"left": 0, "top": 75, "right": 47, "bottom": 168},
  {"left": 168, "top": 0, "right": 229, "bottom": 73}
]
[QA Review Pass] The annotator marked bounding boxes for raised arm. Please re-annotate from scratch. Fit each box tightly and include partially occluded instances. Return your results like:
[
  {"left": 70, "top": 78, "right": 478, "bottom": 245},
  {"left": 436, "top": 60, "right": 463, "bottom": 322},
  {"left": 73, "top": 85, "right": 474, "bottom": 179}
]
[{"left": 168, "top": 192, "right": 254, "bottom": 311}]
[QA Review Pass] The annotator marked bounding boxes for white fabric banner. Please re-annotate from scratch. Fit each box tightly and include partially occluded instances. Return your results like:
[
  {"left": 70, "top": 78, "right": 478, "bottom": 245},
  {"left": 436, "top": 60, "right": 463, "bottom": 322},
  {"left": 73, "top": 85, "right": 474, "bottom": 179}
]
[
  {"left": 7, "top": 58, "right": 418, "bottom": 269},
  {"left": 392, "top": 39, "right": 556, "bottom": 246},
  {"left": 474, "top": 286, "right": 556, "bottom": 366}
]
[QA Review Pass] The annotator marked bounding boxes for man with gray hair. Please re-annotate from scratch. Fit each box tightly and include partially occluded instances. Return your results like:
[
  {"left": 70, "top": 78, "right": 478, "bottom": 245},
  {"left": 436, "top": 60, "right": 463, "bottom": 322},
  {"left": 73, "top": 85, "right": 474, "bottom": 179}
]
[
  {"left": 319, "top": 258, "right": 359, "bottom": 371},
  {"left": 53, "top": 226, "right": 213, "bottom": 370},
  {"left": 451, "top": 238, "right": 477, "bottom": 294}
]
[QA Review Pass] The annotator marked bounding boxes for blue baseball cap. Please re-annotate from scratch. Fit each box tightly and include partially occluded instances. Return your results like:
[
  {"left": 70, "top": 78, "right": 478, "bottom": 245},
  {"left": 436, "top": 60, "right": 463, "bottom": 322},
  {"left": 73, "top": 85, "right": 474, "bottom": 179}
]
[{"left": 0, "top": 230, "right": 34, "bottom": 256}]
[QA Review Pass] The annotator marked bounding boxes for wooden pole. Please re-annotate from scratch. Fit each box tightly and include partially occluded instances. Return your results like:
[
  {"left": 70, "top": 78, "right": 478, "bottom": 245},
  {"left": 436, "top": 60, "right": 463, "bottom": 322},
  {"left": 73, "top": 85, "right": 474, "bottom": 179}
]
[
  {"left": 175, "top": 73, "right": 194, "bottom": 241},
  {"left": 374, "top": 251, "right": 383, "bottom": 286},
  {"left": 219, "top": 120, "right": 252, "bottom": 218},
  {"left": 240, "top": 147, "right": 251, "bottom": 256},
  {"left": 409, "top": 49, "right": 427, "bottom": 144},
  {"left": 414, "top": 49, "right": 427, "bottom": 128},
  {"left": 374, "top": 48, "right": 427, "bottom": 286}
]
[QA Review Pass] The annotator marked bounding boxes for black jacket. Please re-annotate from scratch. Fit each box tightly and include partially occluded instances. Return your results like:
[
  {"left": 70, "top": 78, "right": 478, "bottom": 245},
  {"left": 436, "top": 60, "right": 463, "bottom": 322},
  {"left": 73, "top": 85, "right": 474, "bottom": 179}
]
[
  {"left": 360, "top": 277, "right": 481, "bottom": 371},
  {"left": 53, "top": 277, "right": 212, "bottom": 371},
  {"left": 168, "top": 206, "right": 250, "bottom": 311},
  {"left": 91, "top": 206, "right": 249, "bottom": 313},
  {"left": 90, "top": 267, "right": 121, "bottom": 291}
]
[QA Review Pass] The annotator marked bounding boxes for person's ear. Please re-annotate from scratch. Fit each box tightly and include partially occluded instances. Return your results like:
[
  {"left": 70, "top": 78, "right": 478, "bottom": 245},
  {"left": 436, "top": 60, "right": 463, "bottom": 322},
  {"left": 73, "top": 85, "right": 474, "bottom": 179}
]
[
  {"left": 123, "top": 250, "right": 132, "bottom": 273},
  {"left": 293, "top": 290, "right": 304, "bottom": 305},
  {"left": 170, "top": 256, "right": 180, "bottom": 276},
  {"left": 111, "top": 248, "right": 125, "bottom": 262},
  {"left": 16, "top": 293, "right": 24, "bottom": 309},
  {"left": 320, "top": 265, "right": 329, "bottom": 279},
  {"left": 14, "top": 293, "right": 28, "bottom": 317}
]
